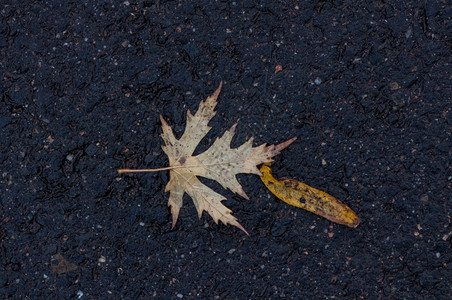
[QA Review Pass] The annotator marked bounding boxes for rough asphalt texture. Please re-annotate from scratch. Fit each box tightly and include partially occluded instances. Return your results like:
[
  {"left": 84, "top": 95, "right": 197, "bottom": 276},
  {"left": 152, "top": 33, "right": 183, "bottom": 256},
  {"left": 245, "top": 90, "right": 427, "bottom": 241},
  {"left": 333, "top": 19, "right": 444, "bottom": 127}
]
[{"left": 1, "top": 1, "right": 451, "bottom": 299}]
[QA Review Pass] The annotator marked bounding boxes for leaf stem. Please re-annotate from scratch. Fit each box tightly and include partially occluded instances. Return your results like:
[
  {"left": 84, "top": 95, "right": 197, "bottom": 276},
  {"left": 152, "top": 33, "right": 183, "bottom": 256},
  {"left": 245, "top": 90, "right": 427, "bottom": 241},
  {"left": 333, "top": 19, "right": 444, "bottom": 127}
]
[
  {"left": 118, "top": 161, "right": 245, "bottom": 174},
  {"left": 118, "top": 166, "right": 174, "bottom": 174}
]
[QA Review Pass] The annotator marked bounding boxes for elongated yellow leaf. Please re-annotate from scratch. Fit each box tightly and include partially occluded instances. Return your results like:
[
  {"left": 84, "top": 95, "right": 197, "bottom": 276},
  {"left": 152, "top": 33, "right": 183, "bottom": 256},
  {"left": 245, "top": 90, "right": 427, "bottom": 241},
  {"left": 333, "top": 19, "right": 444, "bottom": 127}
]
[{"left": 260, "top": 164, "right": 360, "bottom": 228}]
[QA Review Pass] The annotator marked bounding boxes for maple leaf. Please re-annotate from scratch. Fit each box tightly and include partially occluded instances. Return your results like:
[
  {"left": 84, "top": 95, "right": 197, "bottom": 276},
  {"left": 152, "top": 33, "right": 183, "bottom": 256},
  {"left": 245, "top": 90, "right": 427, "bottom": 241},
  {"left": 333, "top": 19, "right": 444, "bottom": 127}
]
[{"left": 119, "top": 82, "right": 296, "bottom": 234}]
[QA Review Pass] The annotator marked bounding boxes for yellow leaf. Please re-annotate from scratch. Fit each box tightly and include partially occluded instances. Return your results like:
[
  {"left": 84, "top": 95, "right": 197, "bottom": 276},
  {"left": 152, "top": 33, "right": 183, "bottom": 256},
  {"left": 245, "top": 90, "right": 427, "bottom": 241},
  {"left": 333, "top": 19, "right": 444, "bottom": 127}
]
[{"left": 260, "top": 164, "right": 360, "bottom": 228}]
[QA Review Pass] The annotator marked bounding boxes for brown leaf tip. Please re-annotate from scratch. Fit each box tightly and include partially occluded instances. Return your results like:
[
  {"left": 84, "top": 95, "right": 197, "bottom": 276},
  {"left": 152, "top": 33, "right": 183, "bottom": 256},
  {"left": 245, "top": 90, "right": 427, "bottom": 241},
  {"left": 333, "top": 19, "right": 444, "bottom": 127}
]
[
  {"left": 213, "top": 81, "right": 223, "bottom": 98},
  {"left": 271, "top": 137, "right": 297, "bottom": 155},
  {"left": 279, "top": 137, "right": 297, "bottom": 149}
]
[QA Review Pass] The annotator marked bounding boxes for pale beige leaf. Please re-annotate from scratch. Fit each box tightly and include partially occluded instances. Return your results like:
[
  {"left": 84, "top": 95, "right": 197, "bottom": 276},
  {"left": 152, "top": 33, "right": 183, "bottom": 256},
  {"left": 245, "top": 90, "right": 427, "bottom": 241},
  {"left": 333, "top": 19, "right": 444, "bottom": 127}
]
[{"left": 159, "top": 82, "right": 296, "bottom": 234}]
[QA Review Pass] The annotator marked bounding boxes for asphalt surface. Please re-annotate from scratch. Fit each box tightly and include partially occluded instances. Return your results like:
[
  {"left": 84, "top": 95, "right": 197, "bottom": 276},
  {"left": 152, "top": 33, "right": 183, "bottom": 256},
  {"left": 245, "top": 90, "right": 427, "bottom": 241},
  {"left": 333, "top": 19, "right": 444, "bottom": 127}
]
[{"left": 1, "top": 1, "right": 451, "bottom": 299}]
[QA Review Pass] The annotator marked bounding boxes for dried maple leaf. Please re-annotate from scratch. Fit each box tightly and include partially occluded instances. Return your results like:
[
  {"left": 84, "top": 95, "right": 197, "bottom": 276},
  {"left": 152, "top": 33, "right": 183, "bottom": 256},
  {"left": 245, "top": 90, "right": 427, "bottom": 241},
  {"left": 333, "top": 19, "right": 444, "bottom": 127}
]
[{"left": 119, "top": 82, "right": 296, "bottom": 234}]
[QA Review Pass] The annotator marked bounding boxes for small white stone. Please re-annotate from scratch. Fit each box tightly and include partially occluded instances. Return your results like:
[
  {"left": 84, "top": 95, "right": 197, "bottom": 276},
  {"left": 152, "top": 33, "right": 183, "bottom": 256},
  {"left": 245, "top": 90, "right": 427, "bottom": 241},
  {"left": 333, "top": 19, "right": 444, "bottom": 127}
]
[{"left": 77, "top": 291, "right": 84, "bottom": 299}]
